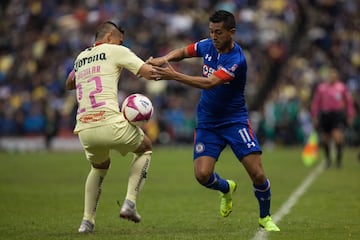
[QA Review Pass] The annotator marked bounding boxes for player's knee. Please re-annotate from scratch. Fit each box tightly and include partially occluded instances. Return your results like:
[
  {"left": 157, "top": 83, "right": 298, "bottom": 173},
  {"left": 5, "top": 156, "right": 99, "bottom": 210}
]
[
  {"left": 134, "top": 135, "right": 152, "bottom": 154},
  {"left": 194, "top": 170, "right": 211, "bottom": 185},
  {"left": 252, "top": 172, "right": 267, "bottom": 185},
  {"left": 92, "top": 158, "right": 111, "bottom": 169},
  {"left": 333, "top": 130, "right": 344, "bottom": 143},
  {"left": 246, "top": 164, "right": 266, "bottom": 184},
  {"left": 143, "top": 135, "right": 153, "bottom": 151}
]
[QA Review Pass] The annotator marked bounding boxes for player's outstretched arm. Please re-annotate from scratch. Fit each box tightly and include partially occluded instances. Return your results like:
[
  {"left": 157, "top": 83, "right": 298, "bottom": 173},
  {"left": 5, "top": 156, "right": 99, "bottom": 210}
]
[
  {"left": 137, "top": 63, "right": 157, "bottom": 80},
  {"left": 152, "top": 63, "right": 223, "bottom": 90},
  {"left": 147, "top": 47, "right": 188, "bottom": 66}
]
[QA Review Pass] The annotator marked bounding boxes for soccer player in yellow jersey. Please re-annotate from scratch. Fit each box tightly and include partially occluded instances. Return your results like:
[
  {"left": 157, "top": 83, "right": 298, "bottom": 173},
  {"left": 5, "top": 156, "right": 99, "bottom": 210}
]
[{"left": 65, "top": 21, "right": 156, "bottom": 233}]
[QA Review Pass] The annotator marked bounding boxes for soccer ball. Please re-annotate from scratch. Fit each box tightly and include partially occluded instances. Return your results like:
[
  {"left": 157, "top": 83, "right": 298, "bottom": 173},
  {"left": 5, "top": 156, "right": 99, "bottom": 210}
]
[{"left": 121, "top": 93, "right": 154, "bottom": 126}]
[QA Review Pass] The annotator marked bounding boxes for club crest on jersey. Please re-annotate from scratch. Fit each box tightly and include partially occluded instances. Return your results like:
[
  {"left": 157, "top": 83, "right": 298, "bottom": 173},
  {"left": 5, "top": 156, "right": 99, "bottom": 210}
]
[{"left": 195, "top": 143, "right": 205, "bottom": 153}]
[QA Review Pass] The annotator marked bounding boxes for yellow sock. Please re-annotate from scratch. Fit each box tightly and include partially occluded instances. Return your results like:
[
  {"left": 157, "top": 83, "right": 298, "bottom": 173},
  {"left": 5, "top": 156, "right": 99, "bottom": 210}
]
[
  {"left": 83, "top": 166, "right": 108, "bottom": 224},
  {"left": 125, "top": 151, "right": 152, "bottom": 203}
]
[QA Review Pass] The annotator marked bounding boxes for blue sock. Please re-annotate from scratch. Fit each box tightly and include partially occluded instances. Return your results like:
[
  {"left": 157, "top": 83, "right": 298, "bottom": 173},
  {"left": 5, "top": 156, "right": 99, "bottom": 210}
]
[
  {"left": 254, "top": 179, "right": 271, "bottom": 218},
  {"left": 203, "top": 172, "right": 229, "bottom": 193}
]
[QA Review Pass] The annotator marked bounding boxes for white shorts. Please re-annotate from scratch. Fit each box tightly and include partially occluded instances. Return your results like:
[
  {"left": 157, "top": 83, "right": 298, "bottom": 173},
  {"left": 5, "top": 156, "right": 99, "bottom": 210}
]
[{"left": 77, "top": 121, "right": 144, "bottom": 164}]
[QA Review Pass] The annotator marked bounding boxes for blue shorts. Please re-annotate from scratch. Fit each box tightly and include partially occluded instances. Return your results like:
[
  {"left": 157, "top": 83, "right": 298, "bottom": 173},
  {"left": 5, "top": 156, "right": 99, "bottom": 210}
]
[{"left": 193, "top": 121, "right": 262, "bottom": 161}]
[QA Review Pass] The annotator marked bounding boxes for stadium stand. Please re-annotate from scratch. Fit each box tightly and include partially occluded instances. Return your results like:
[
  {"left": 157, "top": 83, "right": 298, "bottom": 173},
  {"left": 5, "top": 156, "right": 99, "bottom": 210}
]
[{"left": 0, "top": 0, "right": 358, "bottom": 150}]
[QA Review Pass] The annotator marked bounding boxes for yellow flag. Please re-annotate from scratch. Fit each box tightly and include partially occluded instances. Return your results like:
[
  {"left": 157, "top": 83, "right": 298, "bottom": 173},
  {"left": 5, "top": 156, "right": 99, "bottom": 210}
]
[{"left": 302, "top": 131, "right": 319, "bottom": 167}]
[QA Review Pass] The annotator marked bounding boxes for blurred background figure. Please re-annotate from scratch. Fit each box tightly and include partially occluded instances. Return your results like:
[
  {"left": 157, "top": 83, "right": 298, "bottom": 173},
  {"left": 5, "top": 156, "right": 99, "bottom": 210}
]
[{"left": 311, "top": 67, "right": 355, "bottom": 168}]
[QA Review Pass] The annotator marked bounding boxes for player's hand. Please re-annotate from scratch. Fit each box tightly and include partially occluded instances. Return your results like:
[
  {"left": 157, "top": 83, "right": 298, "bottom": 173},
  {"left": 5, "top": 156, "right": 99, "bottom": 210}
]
[
  {"left": 146, "top": 56, "right": 166, "bottom": 67},
  {"left": 151, "top": 67, "right": 175, "bottom": 81},
  {"left": 151, "top": 60, "right": 176, "bottom": 81}
]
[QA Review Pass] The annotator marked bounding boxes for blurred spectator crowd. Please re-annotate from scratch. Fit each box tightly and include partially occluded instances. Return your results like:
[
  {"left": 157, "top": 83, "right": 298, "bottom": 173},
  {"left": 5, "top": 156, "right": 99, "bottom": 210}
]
[
  {"left": 0, "top": 0, "right": 359, "bottom": 147},
  {"left": 256, "top": 0, "right": 360, "bottom": 147}
]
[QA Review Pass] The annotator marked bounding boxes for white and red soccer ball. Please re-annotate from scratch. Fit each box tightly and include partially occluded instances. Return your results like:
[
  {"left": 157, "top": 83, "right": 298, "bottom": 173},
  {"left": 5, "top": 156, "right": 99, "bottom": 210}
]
[{"left": 121, "top": 93, "right": 154, "bottom": 126}]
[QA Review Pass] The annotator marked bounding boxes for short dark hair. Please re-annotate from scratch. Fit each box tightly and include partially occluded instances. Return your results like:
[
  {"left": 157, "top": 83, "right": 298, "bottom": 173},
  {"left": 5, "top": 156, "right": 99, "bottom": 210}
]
[
  {"left": 105, "top": 21, "right": 125, "bottom": 34},
  {"left": 95, "top": 21, "right": 124, "bottom": 40},
  {"left": 209, "top": 10, "right": 235, "bottom": 30}
]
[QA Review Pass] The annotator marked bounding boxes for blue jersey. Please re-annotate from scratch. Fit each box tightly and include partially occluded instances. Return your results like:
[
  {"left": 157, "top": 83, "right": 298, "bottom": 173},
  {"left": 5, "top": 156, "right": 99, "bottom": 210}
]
[{"left": 187, "top": 38, "right": 249, "bottom": 127}]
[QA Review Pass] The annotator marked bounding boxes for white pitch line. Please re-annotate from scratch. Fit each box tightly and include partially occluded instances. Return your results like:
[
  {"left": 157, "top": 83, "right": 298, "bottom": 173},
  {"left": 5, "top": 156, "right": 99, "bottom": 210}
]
[{"left": 251, "top": 161, "right": 324, "bottom": 240}]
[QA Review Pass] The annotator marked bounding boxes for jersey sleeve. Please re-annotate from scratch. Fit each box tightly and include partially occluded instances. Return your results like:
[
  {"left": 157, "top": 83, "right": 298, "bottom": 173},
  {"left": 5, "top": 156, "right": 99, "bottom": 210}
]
[
  {"left": 213, "top": 67, "right": 236, "bottom": 82},
  {"left": 186, "top": 43, "right": 198, "bottom": 57},
  {"left": 112, "top": 45, "right": 145, "bottom": 75},
  {"left": 186, "top": 38, "right": 209, "bottom": 57}
]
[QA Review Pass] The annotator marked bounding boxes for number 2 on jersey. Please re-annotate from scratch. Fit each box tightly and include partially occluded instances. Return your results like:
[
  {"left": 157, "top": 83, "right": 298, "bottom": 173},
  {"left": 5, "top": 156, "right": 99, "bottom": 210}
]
[{"left": 76, "top": 76, "right": 106, "bottom": 114}]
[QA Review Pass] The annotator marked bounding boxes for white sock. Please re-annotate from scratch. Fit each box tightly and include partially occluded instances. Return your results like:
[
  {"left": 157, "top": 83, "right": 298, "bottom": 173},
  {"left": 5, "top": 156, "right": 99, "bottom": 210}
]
[
  {"left": 125, "top": 151, "right": 152, "bottom": 203},
  {"left": 83, "top": 166, "right": 108, "bottom": 224}
]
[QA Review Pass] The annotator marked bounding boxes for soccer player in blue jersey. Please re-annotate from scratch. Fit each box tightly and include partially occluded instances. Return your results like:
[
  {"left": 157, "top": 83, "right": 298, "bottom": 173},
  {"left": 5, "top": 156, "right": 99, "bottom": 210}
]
[{"left": 148, "top": 10, "right": 280, "bottom": 231}]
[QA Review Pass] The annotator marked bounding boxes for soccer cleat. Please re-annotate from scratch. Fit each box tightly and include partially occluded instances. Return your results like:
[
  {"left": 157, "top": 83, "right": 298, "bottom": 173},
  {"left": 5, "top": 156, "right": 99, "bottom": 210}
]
[
  {"left": 259, "top": 215, "right": 280, "bottom": 232},
  {"left": 78, "top": 219, "right": 94, "bottom": 233},
  {"left": 119, "top": 199, "right": 141, "bottom": 223},
  {"left": 219, "top": 180, "right": 237, "bottom": 217}
]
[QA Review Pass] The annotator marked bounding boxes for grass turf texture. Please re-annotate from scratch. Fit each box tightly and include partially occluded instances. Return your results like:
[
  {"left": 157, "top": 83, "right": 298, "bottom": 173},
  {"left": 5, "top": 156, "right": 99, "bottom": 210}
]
[{"left": 0, "top": 146, "right": 359, "bottom": 240}]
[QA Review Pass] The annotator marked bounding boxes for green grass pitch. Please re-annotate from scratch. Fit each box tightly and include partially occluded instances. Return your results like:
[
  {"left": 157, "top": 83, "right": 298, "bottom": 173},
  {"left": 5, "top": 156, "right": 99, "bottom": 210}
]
[{"left": 0, "top": 146, "right": 359, "bottom": 240}]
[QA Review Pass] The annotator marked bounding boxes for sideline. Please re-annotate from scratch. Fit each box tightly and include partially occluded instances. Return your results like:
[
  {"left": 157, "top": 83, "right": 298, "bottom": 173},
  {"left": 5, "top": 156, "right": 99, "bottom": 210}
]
[
  {"left": 0, "top": 136, "right": 82, "bottom": 152},
  {"left": 251, "top": 161, "right": 324, "bottom": 240}
]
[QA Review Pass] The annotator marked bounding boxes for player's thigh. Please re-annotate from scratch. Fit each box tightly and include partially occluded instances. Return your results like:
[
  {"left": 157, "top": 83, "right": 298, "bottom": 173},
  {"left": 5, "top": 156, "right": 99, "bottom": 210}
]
[
  {"left": 78, "top": 126, "right": 112, "bottom": 164},
  {"left": 111, "top": 121, "right": 145, "bottom": 155},
  {"left": 78, "top": 122, "right": 143, "bottom": 163},
  {"left": 193, "top": 127, "right": 226, "bottom": 160},
  {"left": 223, "top": 122, "right": 262, "bottom": 160}
]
